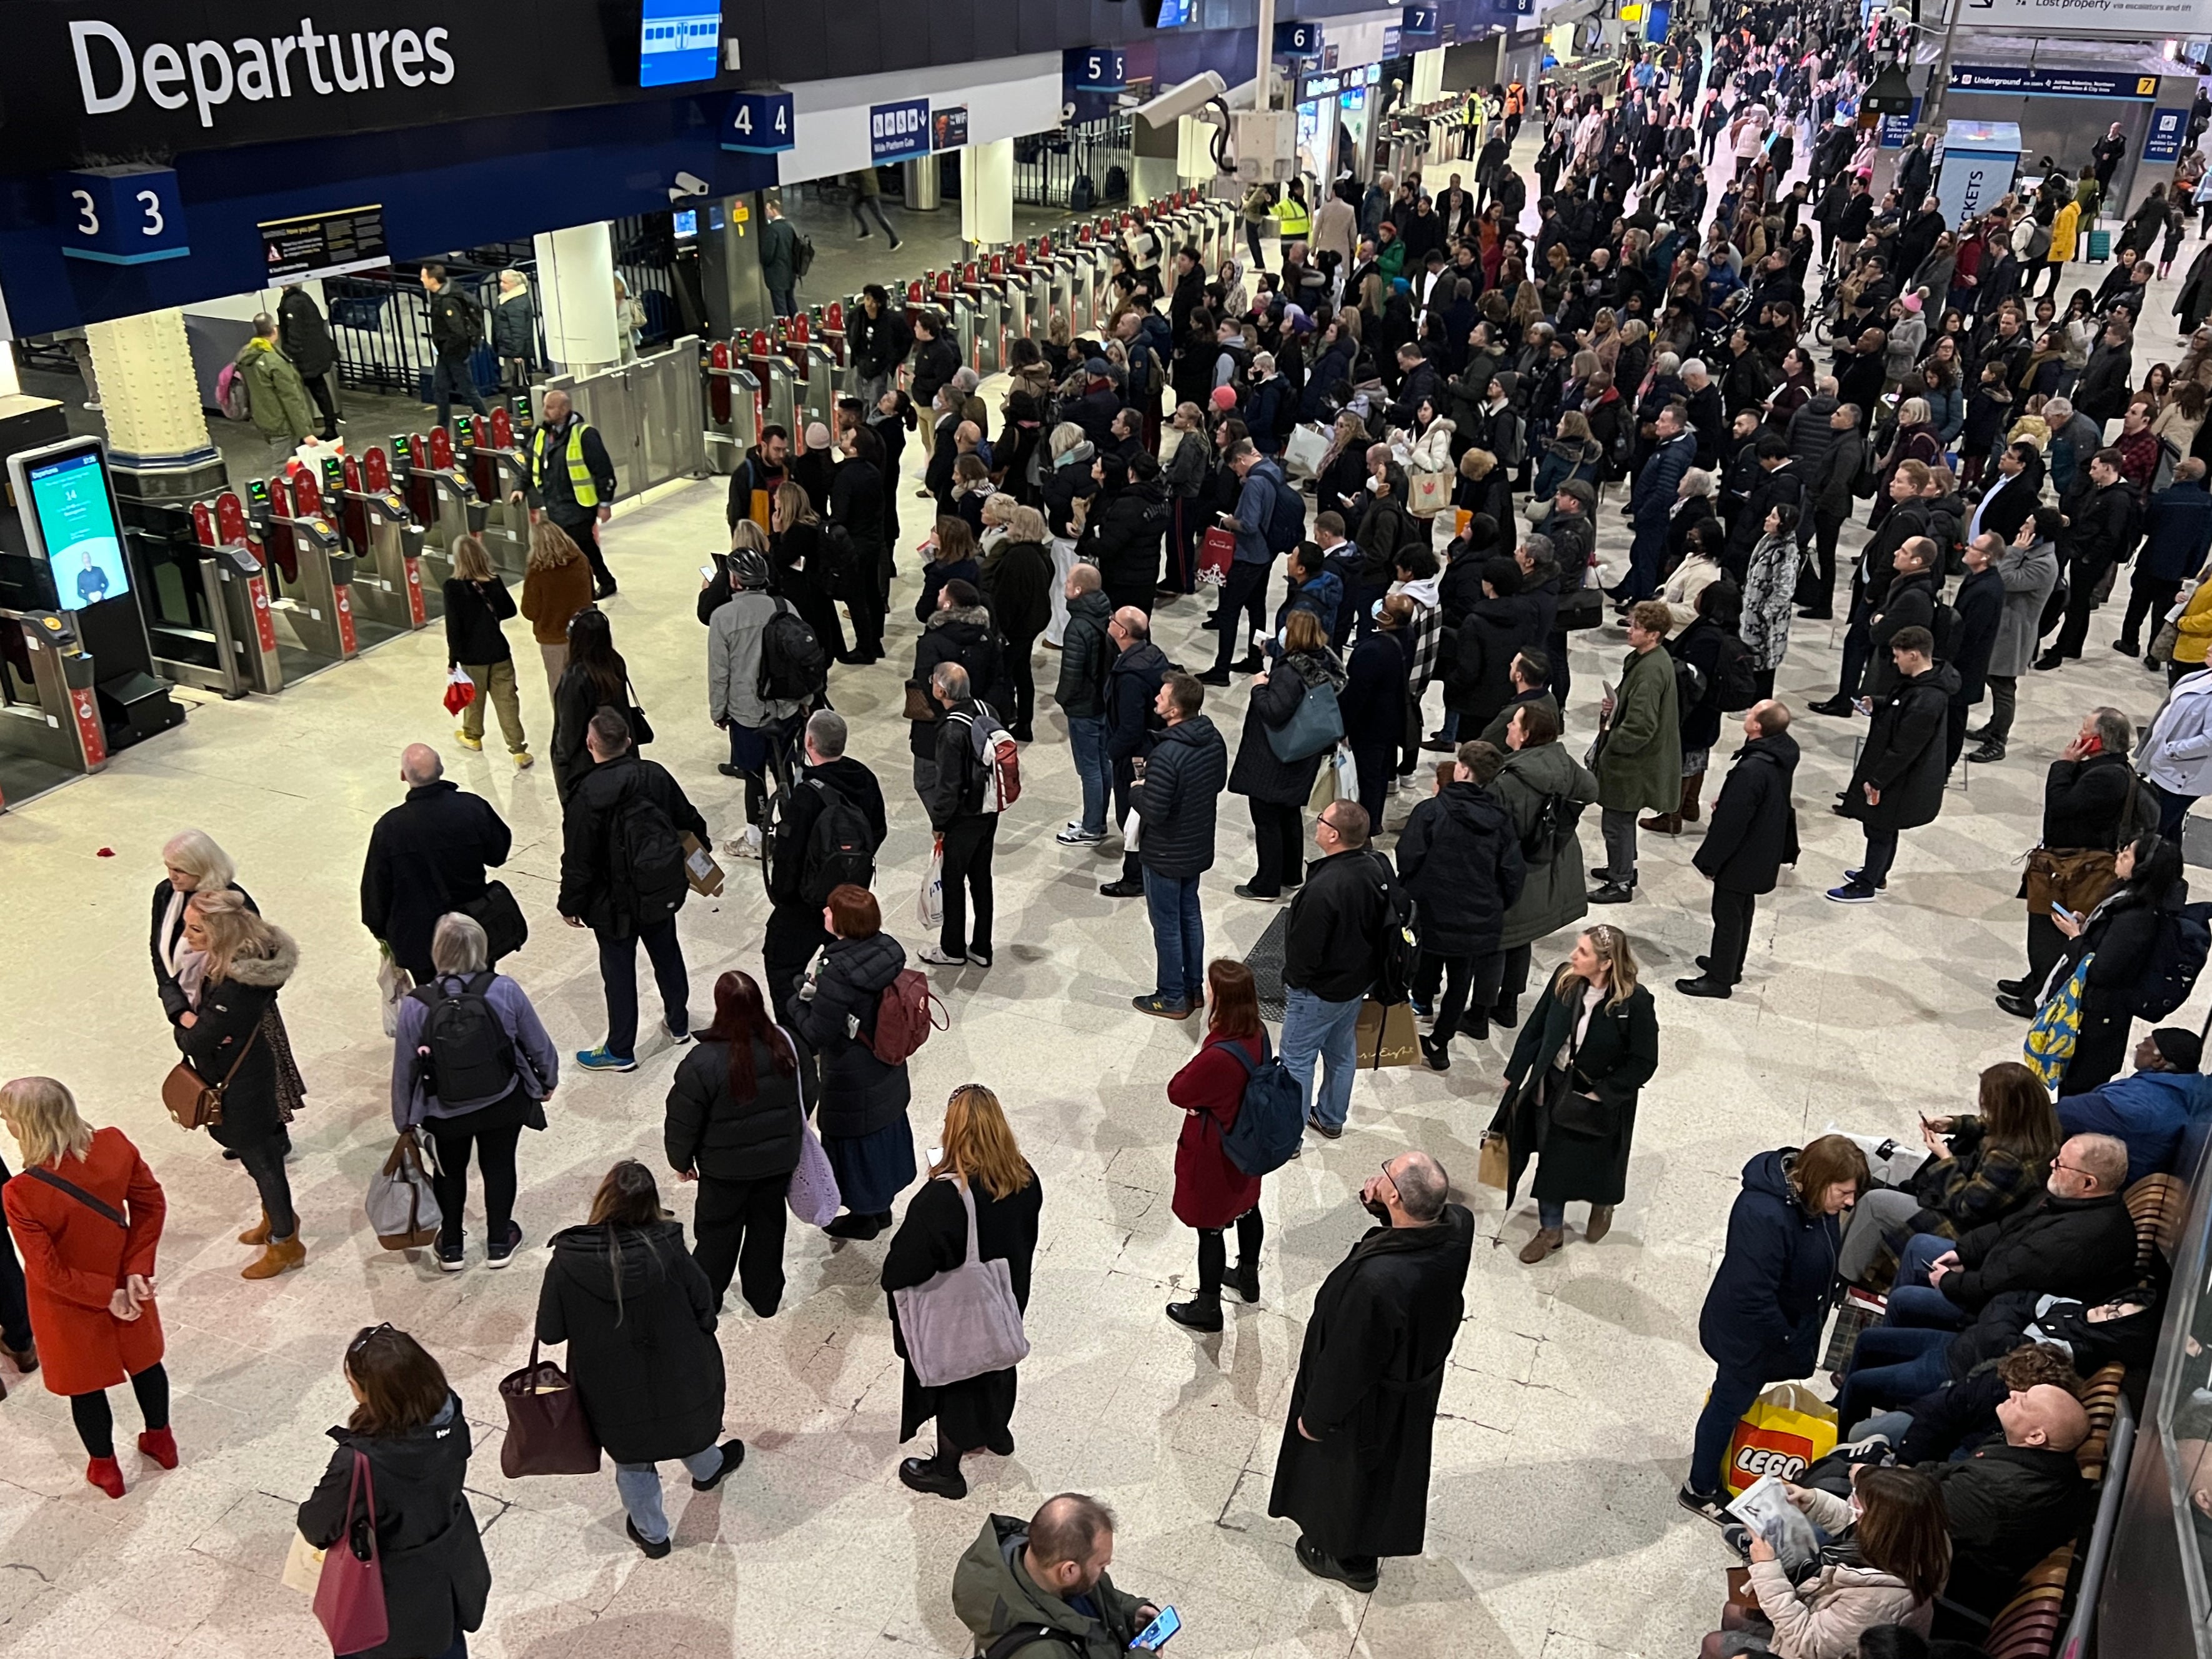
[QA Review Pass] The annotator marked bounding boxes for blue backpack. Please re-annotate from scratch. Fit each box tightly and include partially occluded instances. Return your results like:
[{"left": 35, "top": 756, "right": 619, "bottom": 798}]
[{"left": 1218, "top": 1033, "right": 1307, "bottom": 1177}]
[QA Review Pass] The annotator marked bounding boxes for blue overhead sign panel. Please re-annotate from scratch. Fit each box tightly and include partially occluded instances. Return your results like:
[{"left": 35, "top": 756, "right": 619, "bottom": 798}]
[
  {"left": 1947, "top": 65, "right": 2161, "bottom": 100},
  {"left": 639, "top": 1, "right": 721, "bottom": 88},
  {"left": 1157, "top": 0, "right": 1197, "bottom": 24},
  {"left": 870, "top": 98, "right": 932, "bottom": 164},
  {"left": 1275, "top": 22, "right": 1323, "bottom": 59},
  {"left": 1403, "top": 6, "right": 1440, "bottom": 32},
  {"left": 57, "top": 165, "right": 188, "bottom": 265},
  {"left": 722, "top": 92, "right": 794, "bottom": 152},
  {"left": 2143, "top": 107, "right": 2188, "bottom": 164},
  {"left": 1065, "top": 47, "right": 1126, "bottom": 123}
]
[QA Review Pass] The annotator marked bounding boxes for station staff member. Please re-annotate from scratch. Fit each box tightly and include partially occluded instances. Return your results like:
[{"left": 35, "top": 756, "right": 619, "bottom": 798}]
[{"left": 517, "top": 388, "right": 619, "bottom": 601}]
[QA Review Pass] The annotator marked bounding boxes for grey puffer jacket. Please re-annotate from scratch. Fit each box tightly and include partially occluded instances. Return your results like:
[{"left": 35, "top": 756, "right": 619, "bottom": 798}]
[{"left": 1490, "top": 740, "right": 1600, "bottom": 950}]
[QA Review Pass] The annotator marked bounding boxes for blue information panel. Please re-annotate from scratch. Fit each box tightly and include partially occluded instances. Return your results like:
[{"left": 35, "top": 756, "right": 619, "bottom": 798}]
[
  {"left": 1403, "top": 6, "right": 1440, "bottom": 32},
  {"left": 871, "top": 98, "right": 932, "bottom": 164},
  {"left": 27, "top": 449, "right": 130, "bottom": 610},
  {"left": 57, "top": 166, "right": 188, "bottom": 266},
  {"left": 1065, "top": 47, "right": 1127, "bottom": 123},
  {"left": 2144, "top": 107, "right": 2189, "bottom": 165},
  {"left": 722, "top": 91, "right": 794, "bottom": 152},
  {"left": 639, "top": 1, "right": 721, "bottom": 89},
  {"left": 1157, "top": 0, "right": 1196, "bottom": 24},
  {"left": 1275, "top": 22, "right": 1323, "bottom": 59},
  {"left": 1948, "top": 65, "right": 2160, "bottom": 101}
]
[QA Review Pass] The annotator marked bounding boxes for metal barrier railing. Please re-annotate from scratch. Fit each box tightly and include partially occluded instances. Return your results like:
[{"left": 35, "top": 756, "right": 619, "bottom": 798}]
[
  {"left": 1015, "top": 118, "right": 1134, "bottom": 209},
  {"left": 544, "top": 337, "right": 705, "bottom": 501}
]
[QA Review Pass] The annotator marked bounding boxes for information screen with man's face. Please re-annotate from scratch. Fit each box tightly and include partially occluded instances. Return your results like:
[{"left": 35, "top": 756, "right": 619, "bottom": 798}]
[{"left": 26, "top": 448, "right": 130, "bottom": 610}]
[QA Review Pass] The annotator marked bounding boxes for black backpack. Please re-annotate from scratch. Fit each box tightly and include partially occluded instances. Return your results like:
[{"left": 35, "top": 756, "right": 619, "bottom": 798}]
[
  {"left": 1263, "top": 469, "right": 1307, "bottom": 554},
  {"left": 2130, "top": 901, "right": 2212, "bottom": 1020},
  {"left": 407, "top": 972, "right": 515, "bottom": 1104},
  {"left": 1714, "top": 630, "right": 1760, "bottom": 712},
  {"left": 983, "top": 1627, "right": 1086, "bottom": 1659},
  {"left": 1370, "top": 852, "right": 1416, "bottom": 1007},
  {"left": 800, "top": 777, "right": 877, "bottom": 907},
  {"left": 759, "top": 597, "right": 829, "bottom": 704},
  {"left": 614, "top": 778, "right": 690, "bottom": 920},
  {"left": 792, "top": 232, "right": 817, "bottom": 279},
  {"left": 1521, "top": 792, "right": 1587, "bottom": 861},
  {"left": 818, "top": 524, "right": 864, "bottom": 599}
]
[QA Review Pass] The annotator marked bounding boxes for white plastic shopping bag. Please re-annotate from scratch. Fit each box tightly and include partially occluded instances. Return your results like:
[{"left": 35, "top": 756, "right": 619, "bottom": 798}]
[{"left": 917, "top": 835, "right": 945, "bottom": 931}]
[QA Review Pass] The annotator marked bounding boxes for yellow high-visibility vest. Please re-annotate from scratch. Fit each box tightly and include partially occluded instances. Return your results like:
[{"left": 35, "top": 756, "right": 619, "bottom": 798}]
[{"left": 532, "top": 421, "right": 599, "bottom": 507}]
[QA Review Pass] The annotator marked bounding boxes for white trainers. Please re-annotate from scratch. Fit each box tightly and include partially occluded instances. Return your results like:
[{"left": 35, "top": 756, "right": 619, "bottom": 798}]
[
  {"left": 919, "top": 945, "right": 967, "bottom": 966},
  {"left": 725, "top": 825, "right": 763, "bottom": 860}
]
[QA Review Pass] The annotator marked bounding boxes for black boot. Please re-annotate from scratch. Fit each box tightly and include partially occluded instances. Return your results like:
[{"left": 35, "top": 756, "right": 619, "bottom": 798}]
[
  {"left": 898, "top": 1447, "right": 968, "bottom": 1500},
  {"left": 1166, "top": 1293, "right": 1224, "bottom": 1331}
]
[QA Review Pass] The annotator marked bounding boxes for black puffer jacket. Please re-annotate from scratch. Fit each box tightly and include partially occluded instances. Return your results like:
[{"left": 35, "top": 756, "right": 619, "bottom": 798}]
[
  {"left": 1040, "top": 446, "right": 1099, "bottom": 538},
  {"left": 1396, "top": 781, "right": 1525, "bottom": 957},
  {"left": 1079, "top": 479, "right": 1171, "bottom": 597},
  {"left": 1135, "top": 714, "right": 1229, "bottom": 879},
  {"left": 297, "top": 1393, "right": 489, "bottom": 1659},
  {"left": 1935, "top": 1189, "right": 2139, "bottom": 1313},
  {"left": 536, "top": 1220, "right": 725, "bottom": 1465},
  {"left": 1055, "top": 589, "right": 1115, "bottom": 717},
  {"left": 979, "top": 537, "right": 1053, "bottom": 644},
  {"left": 794, "top": 932, "right": 912, "bottom": 1138},
  {"left": 665, "top": 1035, "right": 809, "bottom": 1182},
  {"left": 909, "top": 606, "right": 1005, "bottom": 757},
  {"left": 1228, "top": 647, "right": 1348, "bottom": 805}
]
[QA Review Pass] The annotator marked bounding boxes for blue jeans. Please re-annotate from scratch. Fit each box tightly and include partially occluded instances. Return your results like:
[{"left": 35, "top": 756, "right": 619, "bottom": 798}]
[
  {"left": 595, "top": 916, "right": 690, "bottom": 1060},
  {"left": 1834, "top": 1323, "right": 1953, "bottom": 1432},
  {"left": 769, "top": 286, "right": 797, "bottom": 318},
  {"left": 1143, "top": 869, "right": 1205, "bottom": 1005},
  {"left": 615, "top": 1444, "right": 727, "bottom": 1544},
  {"left": 1689, "top": 1363, "right": 1767, "bottom": 1495},
  {"left": 1069, "top": 715, "right": 1110, "bottom": 834},
  {"left": 1282, "top": 987, "right": 1363, "bottom": 1131},
  {"left": 1883, "top": 1232, "right": 1971, "bottom": 1330}
]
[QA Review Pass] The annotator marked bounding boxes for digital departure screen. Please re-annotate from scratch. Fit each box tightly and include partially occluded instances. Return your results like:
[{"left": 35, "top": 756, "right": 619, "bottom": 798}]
[
  {"left": 639, "top": 1, "right": 721, "bottom": 87},
  {"left": 24, "top": 447, "right": 129, "bottom": 610}
]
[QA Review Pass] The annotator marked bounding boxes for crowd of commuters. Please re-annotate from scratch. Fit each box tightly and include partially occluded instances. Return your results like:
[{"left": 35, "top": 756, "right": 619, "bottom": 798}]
[{"left": 8, "top": 0, "right": 2212, "bottom": 1653}]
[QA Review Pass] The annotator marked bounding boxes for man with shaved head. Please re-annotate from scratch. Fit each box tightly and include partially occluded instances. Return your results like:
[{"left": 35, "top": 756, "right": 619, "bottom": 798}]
[
  {"left": 1268, "top": 1149, "right": 1473, "bottom": 1592},
  {"left": 1906, "top": 1382, "right": 2095, "bottom": 1617},
  {"left": 361, "top": 744, "right": 515, "bottom": 985}
]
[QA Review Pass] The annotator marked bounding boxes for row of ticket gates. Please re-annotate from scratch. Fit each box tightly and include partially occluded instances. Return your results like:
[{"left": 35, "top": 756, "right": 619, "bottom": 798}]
[
  {"left": 132, "top": 407, "right": 544, "bottom": 701},
  {"left": 704, "top": 187, "right": 1243, "bottom": 471}
]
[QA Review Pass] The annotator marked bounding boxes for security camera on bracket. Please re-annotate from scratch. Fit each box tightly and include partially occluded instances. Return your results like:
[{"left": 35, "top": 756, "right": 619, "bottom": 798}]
[{"left": 667, "top": 171, "right": 710, "bottom": 204}]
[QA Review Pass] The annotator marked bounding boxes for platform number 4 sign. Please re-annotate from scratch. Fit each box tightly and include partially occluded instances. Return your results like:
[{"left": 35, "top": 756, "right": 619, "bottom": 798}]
[
  {"left": 724, "top": 92, "right": 795, "bottom": 154},
  {"left": 57, "top": 166, "right": 189, "bottom": 266}
]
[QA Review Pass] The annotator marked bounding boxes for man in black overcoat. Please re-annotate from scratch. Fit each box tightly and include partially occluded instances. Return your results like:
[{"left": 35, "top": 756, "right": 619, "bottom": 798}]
[
  {"left": 1269, "top": 1151, "right": 1473, "bottom": 1592},
  {"left": 1678, "top": 702, "right": 1800, "bottom": 999}
]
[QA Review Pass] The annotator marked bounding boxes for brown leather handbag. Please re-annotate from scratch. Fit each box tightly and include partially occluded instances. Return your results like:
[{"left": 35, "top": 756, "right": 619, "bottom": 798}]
[
  {"left": 2023, "top": 847, "right": 2119, "bottom": 920},
  {"left": 903, "top": 680, "right": 935, "bottom": 722},
  {"left": 498, "top": 1340, "right": 601, "bottom": 1477},
  {"left": 162, "top": 1025, "right": 259, "bottom": 1131}
]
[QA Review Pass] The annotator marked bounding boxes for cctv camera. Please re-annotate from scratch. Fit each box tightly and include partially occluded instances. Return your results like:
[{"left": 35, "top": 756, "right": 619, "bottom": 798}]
[
  {"left": 1135, "top": 71, "right": 1227, "bottom": 128},
  {"left": 672, "top": 171, "right": 710, "bottom": 197}
]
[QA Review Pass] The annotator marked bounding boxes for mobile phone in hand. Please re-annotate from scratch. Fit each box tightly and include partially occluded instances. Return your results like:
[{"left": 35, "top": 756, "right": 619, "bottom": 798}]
[
  {"left": 1129, "top": 1607, "right": 1180, "bottom": 1651},
  {"left": 2052, "top": 905, "right": 2079, "bottom": 925}
]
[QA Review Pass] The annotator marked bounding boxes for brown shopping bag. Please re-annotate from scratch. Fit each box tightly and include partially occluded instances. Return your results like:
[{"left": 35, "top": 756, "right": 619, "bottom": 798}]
[
  {"left": 1355, "top": 999, "right": 1419, "bottom": 1068},
  {"left": 1477, "top": 1133, "right": 1510, "bottom": 1192}
]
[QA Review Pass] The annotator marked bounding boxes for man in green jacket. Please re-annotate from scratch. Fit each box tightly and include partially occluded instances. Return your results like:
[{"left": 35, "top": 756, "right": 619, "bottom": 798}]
[
  {"left": 952, "top": 1495, "right": 1160, "bottom": 1658},
  {"left": 235, "top": 315, "right": 316, "bottom": 468},
  {"left": 1590, "top": 600, "right": 1681, "bottom": 904}
]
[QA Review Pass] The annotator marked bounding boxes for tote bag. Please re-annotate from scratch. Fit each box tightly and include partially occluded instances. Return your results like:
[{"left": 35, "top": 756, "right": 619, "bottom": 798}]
[
  {"left": 2023, "top": 954, "right": 2092, "bottom": 1089},
  {"left": 1264, "top": 678, "right": 1345, "bottom": 763},
  {"left": 312, "top": 1452, "right": 391, "bottom": 1655},
  {"left": 366, "top": 1132, "right": 442, "bottom": 1251},
  {"left": 891, "top": 1177, "right": 1030, "bottom": 1388},
  {"left": 917, "top": 835, "right": 946, "bottom": 931},
  {"left": 780, "top": 1025, "right": 844, "bottom": 1227},
  {"left": 1406, "top": 468, "right": 1453, "bottom": 519},
  {"left": 498, "top": 1339, "right": 602, "bottom": 1477},
  {"left": 1283, "top": 422, "right": 1330, "bottom": 479}
]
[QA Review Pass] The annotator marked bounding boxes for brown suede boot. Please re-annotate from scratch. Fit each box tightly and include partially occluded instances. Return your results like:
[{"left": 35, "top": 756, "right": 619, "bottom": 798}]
[
  {"left": 1518, "top": 1227, "right": 1565, "bottom": 1264},
  {"left": 1680, "top": 771, "right": 1705, "bottom": 824},
  {"left": 241, "top": 1235, "right": 306, "bottom": 1279},
  {"left": 237, "top": 1210, "right": 271, "bottom": 1246},
  {"left": 1638, "top": 810, "right": 1683, "bottom": 835}
]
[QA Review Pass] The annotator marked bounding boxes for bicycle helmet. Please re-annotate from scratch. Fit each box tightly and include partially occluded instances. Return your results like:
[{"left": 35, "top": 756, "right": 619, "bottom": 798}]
[{"left": 728, "top": 547, "right": 772, "bottom": 591}]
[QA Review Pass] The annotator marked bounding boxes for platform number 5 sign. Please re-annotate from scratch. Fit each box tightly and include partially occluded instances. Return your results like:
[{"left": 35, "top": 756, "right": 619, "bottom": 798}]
[
  {"left": 724, "top": 92, "right": 795, "bottom": 153},
  {"left": 57, "top": 165, "right": 189, "bottom": 265}
]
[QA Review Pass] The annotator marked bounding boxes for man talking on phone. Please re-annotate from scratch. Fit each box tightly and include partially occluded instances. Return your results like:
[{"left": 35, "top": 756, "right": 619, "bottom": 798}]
[
  {"left": 1996, "top": 706, "right": 2141, "bottom": 1014},
  {"left": 952, "top": 1492, "right": 1163, "bottom": 1655}
]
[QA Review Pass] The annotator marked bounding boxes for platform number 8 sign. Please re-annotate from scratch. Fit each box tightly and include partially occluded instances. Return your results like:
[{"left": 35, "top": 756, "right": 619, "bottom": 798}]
[
  {"left": 57, "top": 165, "right": 190, "bottom": 266},
  {"left": 724, "top": 91, "right": 795, "bottom": 154}
]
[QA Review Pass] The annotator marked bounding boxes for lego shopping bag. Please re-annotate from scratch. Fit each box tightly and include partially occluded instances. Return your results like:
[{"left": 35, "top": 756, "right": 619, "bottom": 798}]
[{"left": 1722, "top": 1382, "right": 1838, "bottom": 1497}]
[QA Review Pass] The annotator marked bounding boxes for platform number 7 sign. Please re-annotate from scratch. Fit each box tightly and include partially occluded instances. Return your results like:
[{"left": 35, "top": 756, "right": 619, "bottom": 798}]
[{"left": 724, "top": 92, "right": 795, "bottom": 154}]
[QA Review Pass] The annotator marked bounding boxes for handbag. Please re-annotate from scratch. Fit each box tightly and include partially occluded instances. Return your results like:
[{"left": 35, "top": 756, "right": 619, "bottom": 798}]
[
  {"left": 1198, "top": 525, "right": 1237, "bottom": 587},
  {"left": 1559, "top": 562, "right": 1606, "bottom": 631},
  {"left": 891, "top": 1176, "right": 1031, "bottom": 1388},
  {"left": 377, "top": 951, "right": 413, "bottom": 1039},
  {"left": 903, "top": 680, "right": 935, "bottom": 722},
  {"left": 2023, "top": 954, "right": 2092, "bottom": 1089},
  {"left": 311, "top": 1452, "right": 391, "bottom": 1655},
  {"left": 366, "top": 1132, "right": 443, "bottom": 1251},
  {"left": 1283, "top": 422, "right": 1330, "bottom": 479},
  {"left": 917, "top": 834, "right": 946, "bottom": 930},
  {"left": 1477, "top": 1132, "right": 1510, "bottom": 1192},
  {"left": 787, "top": 1113, "right": 842, "bottom": 1227},
  {"left": 462, "top": 879, "right": 531, "bottom": 960},
  {"left": 2023, "top": 847, "right": 2118, "bottom": 920},
  {"left": 1406, "top": 468, "right": 1452, "bottom": 519},
  {"left": 622, "top": 678, "right": 654, "bottom": 747},
  {"left": 497, "top": 1338, "right": 602, "bottom": 1477},
  {"left": 162, "top": 1023, "right": 261, "bottom": 1132},
  {"left": 1265, "top": 677, "right": 1345, "bottom": 763}
]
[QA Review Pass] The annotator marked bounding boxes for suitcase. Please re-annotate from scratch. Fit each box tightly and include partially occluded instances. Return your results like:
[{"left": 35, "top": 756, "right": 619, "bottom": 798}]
[{"left": 2088, "top": 229, "right": 2111, "bottom": 264}]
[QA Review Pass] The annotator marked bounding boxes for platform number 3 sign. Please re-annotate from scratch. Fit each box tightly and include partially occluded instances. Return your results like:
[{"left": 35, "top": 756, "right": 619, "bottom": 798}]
[
  {"left": 57, "top": 166, "right": 190, "bottom": 266},
  {"left": 724, "top": 92, "right": 795, "bottom": 154}
]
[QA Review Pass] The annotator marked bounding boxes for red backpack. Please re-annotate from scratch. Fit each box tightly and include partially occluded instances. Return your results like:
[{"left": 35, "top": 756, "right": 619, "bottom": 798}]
[{"left": 867, "top": 969, "right": 947, "bottom": 1066}]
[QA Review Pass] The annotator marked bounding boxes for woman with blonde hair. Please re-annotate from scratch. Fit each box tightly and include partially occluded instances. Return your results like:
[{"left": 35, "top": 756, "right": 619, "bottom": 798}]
[
  {"left": 766, "top": 478, "right": 844, "bottom": 660},
  {"left": 151, "top": 829, "right": 251, "bottom": 1022},
  {"left": 172, "top": 888, "right": 307, "bottom": 1277},
  {"left": 879, "top": 1082, "right": 1043, "bottom": 1500},
  {"left": 518, "top": 517, "right": 593, "bottom": 699},
  {"left": 444, "top": 532, "right": 531, "bottom": 766},
  {"left": 2, "top": 1077, "right": 171, "bottom": 1495},
  {"left": 1493, "top": 924, "right": 1660, "bottom": 1263}
]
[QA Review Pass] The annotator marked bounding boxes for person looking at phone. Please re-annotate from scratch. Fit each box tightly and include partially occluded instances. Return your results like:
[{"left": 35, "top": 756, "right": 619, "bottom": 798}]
[
  {"left": 951, "top": 1492, "right": 1162, "bottom": 1656},
  {"left": 1996, "top": 706, "right": 2141, "bottom": 1012}
]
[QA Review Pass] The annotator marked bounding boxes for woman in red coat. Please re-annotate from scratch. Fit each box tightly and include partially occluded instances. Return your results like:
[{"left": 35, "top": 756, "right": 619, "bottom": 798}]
[
  {"left": 1, "top": 1077, "right": 171, "bottom": 1498},
  {"left": 1165, "top": 960, "right": 1268, "bottom": 1333}
]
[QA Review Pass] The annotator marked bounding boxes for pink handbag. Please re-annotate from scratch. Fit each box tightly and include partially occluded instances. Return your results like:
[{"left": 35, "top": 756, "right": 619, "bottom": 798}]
[{"left": 312, "top": 1452, "right": 391, "bottom": 1655}]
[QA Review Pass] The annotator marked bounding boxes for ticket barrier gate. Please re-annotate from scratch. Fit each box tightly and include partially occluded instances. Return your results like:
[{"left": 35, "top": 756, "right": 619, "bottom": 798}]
[
  {"left": 776, "top": 315, "right": 839, "bottom": 436},
  {"left": 1066, "top": 231, "right": 1106, "bottom": 334},
  {"left": 453, "top": 409, "right": 534, "bottom": 577},
  {"left": 1033, "top": 241, "right": 1075, "bottom": 336},
  {"left": 121, "top": 494, "right": 281, "bottom": 699},
  {"left": 815, "top": 301, "right": 847, "bottom": 374},
  {"left": 742, "top": 331, "right": 799, "bottom": 437},
  {"left": 322, "top": 451, "right": 434, "bottom": 639},
  {"left": 704, "top": 341, "right": 762, "bottom": 474},
  {"left": 1005, "top": 247, "right": 1051, "bottom": 339},
  {"left": 245, "top": 474, "right": 359, "bottom": 674},
  {"left": 389, "top": 430, "right": 484, "bottom": 563},
  {"left": 959, "top": 264, "right": 1005, "bottom": 376},
  {"left": 0, "top": 609, "right": 109, "bottom": 795}
]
